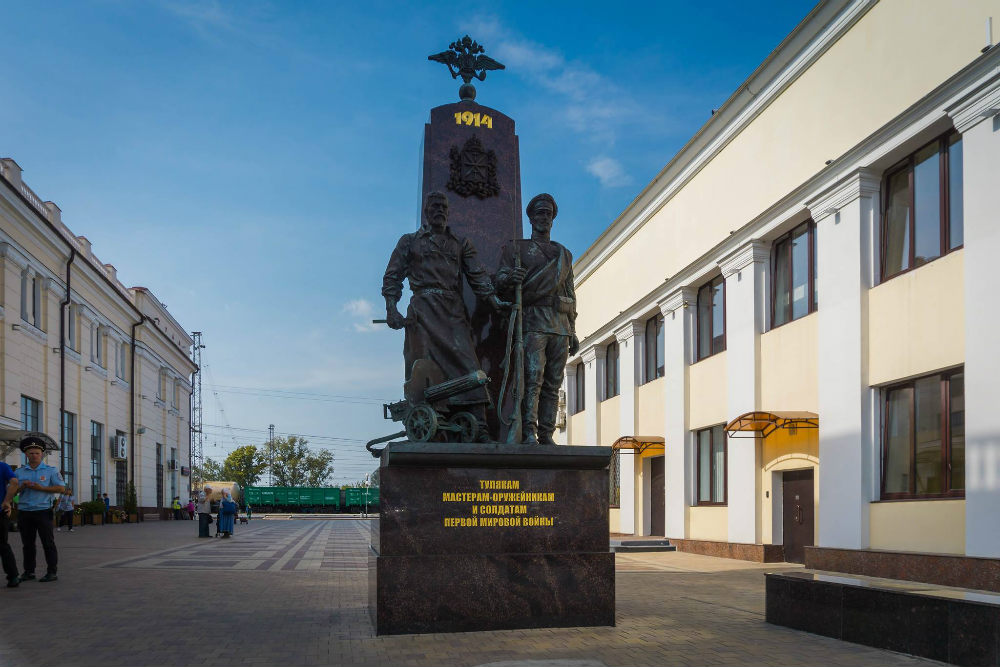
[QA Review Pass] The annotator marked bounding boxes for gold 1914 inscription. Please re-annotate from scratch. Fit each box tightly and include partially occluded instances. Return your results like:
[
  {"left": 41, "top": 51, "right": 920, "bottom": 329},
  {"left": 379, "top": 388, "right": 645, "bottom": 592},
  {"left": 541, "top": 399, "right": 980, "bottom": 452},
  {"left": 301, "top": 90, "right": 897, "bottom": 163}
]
[{"left": 442, "top": 479, "right": 555, "bottom": 528}]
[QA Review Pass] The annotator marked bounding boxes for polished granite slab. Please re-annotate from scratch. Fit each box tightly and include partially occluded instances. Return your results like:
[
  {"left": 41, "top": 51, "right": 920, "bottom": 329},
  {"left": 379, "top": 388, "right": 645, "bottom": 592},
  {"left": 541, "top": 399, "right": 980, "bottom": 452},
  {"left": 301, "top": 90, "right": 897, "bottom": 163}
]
[
  {"left": 370, "top": 442, "right": 615, "bottom": 635},
  {"left": 767, "top": 570, "right": 1000, "bottom": 666}
]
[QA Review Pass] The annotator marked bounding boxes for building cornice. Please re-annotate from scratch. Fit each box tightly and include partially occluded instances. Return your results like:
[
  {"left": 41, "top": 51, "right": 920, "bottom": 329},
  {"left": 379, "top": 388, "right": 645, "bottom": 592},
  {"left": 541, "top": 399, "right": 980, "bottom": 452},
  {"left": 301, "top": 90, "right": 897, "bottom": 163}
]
[
  {"left": 580, "top": 346, "right": 600, "bottom": 364},
  {"left": 806, "top": 168, "right": 881, "bottom": 221},
  {"left": 659, "top": 286, "right": 698, "bottom": 316},
  {"left": 614, "top": 321, "right": 645, "bottom": 344},
  {"left": 947, "top": 70, "right": 1000, "bottom": 133},
  {"left": 574, "top": 0, "right": 875, "bottom": 286},
  {"left": 717, "top": 240, "right": 769, "bottom": 278}
]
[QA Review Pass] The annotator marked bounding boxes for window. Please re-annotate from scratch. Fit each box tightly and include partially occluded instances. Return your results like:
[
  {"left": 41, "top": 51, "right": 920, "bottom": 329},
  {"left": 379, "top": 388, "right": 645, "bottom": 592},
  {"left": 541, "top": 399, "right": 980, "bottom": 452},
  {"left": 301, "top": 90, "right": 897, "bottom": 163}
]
[
  {"left": 95, "top": 328, "right": 105, "bottom": 368},
  {"left": 772, "top": 221, "right": 817, "bottom": 327},
  {"left": 61, "top": 411, "right": 75, "bottom": 493},
  {"left": 20, "top": 396, "right": 41, "bottom": 465},
  {"left": 609, "top": 450, "right": 620, "bottom": 508},
  {"left": 882, "top": 132, "right": 963, "bottom": 280},
  {"left": 156, "top": 444, "right": 164, "bottom": 508},
  {"left": 90, "top": 421, "right": 103, "bottom": 500},
  {"left": 573, "top": 365, "right": 586, "bottom": 414},
  {"left": 696, "top": 276, "right": 726, "bottom": 361},
  {"left": 696, "top": 425, "right": 727, "bottom": 505},
  {"left": 644, "top": 314, "right": 664, "bottom": 383},
  {"left": 882, "top": 369, "right": 964, "bottom": 499},
  {"left": 115, "top": 459, "right": 127, "bottom": 506},
  {"left": 20, "top": 271, "right": 41, "bottom": 329},
  {"left": 604, "top": 341, "right": 620, "bottom": 399},
  {"left": 116, "top": 341, "right": 129, "bottom": 380},
  {"left": 170, "top": 447, "right": 177, "bottom": 502},
  {"left": 66, "top": 305, "right": 77, "bottom": 351}
]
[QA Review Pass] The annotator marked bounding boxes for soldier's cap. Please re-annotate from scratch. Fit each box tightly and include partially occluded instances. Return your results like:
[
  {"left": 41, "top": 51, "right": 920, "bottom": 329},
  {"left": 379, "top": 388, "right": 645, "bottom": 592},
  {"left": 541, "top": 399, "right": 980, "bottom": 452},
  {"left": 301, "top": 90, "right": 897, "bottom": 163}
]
[
  {"left": 19, "top": 436, "right": 47, "bottom": 452},
  {"left": 527, "top": 193, "right": 557, "bottom": 218}
]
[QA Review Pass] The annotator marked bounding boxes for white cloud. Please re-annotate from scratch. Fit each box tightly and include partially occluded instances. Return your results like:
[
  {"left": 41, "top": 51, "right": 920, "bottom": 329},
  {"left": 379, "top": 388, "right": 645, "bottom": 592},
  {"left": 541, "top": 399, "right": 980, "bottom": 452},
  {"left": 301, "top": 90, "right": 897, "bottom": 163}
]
[
  {"left": 458, "top": 17, "right": 637, "bottom": 143},
  {"left": 342, "top": 298, "right": 382, "bottom": 333},
  {"left": 586, "top": 157, "right": 631, "bottom": 188}
]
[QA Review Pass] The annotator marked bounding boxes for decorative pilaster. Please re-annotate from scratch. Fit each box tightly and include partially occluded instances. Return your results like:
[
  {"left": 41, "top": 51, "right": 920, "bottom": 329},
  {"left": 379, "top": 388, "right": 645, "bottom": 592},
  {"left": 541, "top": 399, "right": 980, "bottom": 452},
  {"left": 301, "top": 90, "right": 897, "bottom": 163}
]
[
  {"left": 807, "top": 169, "right": 880, "bottom": 550},
  {"left": 660, "top": 286, "right": 696, "bottom": 539},
  {"left": 717, "top": 240, "right": 768, "bottom": 545},
  {"left": 580, "top": 345, "right": 601, "bottom": 447},
  {"left": 614, "top": 320, "right": 643, "bottom": 534}
]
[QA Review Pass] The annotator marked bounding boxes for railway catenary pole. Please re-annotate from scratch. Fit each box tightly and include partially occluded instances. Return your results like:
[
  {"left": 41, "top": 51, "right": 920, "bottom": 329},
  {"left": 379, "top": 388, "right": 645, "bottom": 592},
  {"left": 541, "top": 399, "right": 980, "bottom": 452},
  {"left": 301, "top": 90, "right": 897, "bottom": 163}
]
[
  {"left": 268, "top": 423, "right": 275, "bottom": 486},
  {"left": 190, "top": 332, "right": 205, "bottom": 490}
]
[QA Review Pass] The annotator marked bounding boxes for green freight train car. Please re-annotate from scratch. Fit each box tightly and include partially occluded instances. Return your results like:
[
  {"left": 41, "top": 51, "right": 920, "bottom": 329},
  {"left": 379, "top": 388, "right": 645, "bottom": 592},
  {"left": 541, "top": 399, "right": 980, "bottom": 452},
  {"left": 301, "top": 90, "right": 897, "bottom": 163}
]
[
  {"left": 343, "top": 486, "right": 380, "bottom": 511},
  {"left": 244, "top": 486, "right": 341, "bottom": 513}
]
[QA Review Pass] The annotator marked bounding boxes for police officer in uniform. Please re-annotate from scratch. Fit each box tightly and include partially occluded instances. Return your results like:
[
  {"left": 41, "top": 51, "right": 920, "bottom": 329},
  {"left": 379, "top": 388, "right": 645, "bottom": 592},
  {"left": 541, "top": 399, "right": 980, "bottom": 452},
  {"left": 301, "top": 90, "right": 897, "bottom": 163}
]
[
  {"left": 14, "top": 435, "right": 65, "bottom": 582},
  {"left": 0, "top": 458, "right": 20, "bottom": 587}
]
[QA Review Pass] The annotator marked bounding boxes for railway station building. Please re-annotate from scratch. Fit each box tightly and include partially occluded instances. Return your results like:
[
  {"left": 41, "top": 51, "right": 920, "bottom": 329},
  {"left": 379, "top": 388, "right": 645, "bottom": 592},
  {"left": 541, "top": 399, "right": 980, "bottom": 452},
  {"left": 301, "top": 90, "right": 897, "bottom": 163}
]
[
  {"left": 557, "top": 0, "right": 1000, "bottom": 574},
  {"left": 0, "top": 157, "right": 196, "bottom": 515}
]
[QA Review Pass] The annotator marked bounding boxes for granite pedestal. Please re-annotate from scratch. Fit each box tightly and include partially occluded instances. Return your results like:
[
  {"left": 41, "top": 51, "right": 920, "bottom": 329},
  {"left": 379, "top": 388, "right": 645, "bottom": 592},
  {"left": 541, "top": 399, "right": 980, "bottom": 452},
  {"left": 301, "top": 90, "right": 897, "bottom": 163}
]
[{"left": 369, "top": 442, "right": 614, "bottom": 635}]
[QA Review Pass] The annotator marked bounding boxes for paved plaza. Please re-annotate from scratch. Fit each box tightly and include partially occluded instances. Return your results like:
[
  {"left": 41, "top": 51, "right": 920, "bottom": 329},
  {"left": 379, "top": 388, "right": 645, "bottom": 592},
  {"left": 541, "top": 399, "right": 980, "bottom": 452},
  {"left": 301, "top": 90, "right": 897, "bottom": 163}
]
[{"left": 0, "top": 519, "right": 939, "bottom": 667}]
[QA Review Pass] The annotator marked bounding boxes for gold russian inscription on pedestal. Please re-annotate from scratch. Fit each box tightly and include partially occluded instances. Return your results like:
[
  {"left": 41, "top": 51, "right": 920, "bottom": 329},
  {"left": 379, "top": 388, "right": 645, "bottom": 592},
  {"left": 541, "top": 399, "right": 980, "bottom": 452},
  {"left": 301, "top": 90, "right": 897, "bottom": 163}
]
[{"left": 442, "top": 479, "right": 556, "bottom": 528}]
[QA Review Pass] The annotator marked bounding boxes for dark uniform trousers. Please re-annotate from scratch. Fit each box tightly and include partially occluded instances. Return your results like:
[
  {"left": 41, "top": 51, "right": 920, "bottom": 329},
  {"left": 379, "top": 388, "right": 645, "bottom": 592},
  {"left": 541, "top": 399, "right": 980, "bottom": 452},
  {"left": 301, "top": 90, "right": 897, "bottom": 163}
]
[
  {"left": 18, "top": 509, "right": 57, "bottom": 575},
  {"left": 523, "top": 332, "right": 570, "bottom": 440},
  {"left": 0, "top": 515, "right": 18, "bottom": 580}
]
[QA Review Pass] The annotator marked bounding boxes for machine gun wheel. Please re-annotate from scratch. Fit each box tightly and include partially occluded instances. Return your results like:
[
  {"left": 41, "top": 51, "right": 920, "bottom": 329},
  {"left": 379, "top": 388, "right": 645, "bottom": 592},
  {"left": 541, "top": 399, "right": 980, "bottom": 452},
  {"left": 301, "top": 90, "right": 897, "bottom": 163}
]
[
  {"left": 405, "top": 404, "right": 438, "bottom": 442},
  {"left": 450, "top": 411, "right": 478, "bottom": 443}
]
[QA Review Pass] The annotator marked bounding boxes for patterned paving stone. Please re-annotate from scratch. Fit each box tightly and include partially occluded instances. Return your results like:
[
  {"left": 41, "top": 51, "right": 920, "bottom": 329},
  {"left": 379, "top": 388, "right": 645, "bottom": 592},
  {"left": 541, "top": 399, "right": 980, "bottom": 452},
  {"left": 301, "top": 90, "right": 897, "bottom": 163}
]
[{"left": 0, "top": 519, "right": 940, "bottom": 667}]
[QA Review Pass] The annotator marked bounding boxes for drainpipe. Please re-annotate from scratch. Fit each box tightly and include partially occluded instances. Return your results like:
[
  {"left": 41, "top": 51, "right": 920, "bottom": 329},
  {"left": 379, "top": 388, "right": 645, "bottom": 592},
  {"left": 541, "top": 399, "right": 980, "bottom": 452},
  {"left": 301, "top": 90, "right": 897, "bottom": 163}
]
[
  {"left": 129, "top": 316, "right": 147, "bottom": 486},
  {"left": 59, "top": 248, "right": 77, "bottom": 480}
]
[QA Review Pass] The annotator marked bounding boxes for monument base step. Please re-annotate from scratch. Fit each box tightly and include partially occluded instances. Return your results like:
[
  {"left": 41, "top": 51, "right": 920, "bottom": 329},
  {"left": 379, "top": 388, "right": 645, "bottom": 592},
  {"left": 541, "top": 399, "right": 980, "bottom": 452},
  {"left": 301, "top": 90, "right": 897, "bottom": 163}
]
[{"left": 611, "top": 539, "right": 676, "bottom": 553}]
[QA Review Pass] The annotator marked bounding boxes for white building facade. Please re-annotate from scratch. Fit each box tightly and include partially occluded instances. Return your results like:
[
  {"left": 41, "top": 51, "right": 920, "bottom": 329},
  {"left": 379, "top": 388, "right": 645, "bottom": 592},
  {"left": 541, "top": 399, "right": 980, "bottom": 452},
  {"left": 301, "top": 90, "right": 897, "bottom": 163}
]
[
  {"left": 560, "top": 0, "right": 1000, "bottom": 572},
  {"left": 0, "top": 157, "right": 196, "bottom": 515}
]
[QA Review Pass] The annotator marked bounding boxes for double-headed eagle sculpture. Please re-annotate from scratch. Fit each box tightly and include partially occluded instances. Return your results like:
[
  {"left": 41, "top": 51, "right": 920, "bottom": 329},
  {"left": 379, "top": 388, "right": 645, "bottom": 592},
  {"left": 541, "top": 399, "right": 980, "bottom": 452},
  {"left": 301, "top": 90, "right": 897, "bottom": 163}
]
[{"left": 428, "top": 35, "right": 505, "bottom": 102}]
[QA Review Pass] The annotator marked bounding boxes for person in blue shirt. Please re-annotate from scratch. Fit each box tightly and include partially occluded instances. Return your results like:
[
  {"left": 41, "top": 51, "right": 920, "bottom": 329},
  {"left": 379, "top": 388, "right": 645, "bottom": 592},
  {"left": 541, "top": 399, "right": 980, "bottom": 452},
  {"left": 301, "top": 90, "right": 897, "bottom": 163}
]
[
  {"left": 0, "top": 459, "right": 20, "bottom": 587},
  {"left": 14, "top": 436, "right": 65, "bottom": 583}
]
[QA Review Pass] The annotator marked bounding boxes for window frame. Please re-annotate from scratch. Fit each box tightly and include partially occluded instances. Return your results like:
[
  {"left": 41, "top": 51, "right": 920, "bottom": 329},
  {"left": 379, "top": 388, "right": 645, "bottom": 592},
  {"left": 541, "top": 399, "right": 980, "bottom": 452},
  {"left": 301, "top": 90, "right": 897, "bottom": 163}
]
[
  {"left": 770, "top": 220, "right": 817, "bottom": 329},
  {"left": 880, "top": 131, "right": 963, "bottom": 282},
  {"left": 696, "top": 275, "right": 726, "bottom": 362},
  {"left": 604, "top": 341, "right": 620, "bottom": 400},
  {"left": 61, "top": 410, "right": 75, "bottom": 493},
  {"left": 880, "top": 368, "right": 964, "bottom": 501},
  {"left": 643, "top": 313, "right": 664, "bottom": 383},
  {"left": 573, "top": 365, "right": 586, "bottom": 414},
  {"left": 90, "top": 420, "right": 103, "bottom": 501},
  {"left": 695, "top": 425, "right": 727, "bottom": 506}
]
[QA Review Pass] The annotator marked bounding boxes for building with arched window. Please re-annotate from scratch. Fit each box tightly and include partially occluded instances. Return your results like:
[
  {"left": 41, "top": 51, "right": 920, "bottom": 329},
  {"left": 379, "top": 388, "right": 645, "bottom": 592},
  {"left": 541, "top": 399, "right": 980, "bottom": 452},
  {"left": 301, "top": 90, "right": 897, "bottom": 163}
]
[
  {"left": 0, "top": 157, "right": 196, "bottom": 516},
  {"left": 560, "top": 0, "right": 1000, "bottom": 578}
]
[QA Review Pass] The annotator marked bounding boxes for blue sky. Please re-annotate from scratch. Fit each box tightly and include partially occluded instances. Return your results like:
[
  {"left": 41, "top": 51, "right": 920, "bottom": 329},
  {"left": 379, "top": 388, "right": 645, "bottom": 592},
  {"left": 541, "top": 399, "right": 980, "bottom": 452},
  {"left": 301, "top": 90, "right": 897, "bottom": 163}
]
[{"left": 2, "top": 1, "right": 811, "bottom": 484}]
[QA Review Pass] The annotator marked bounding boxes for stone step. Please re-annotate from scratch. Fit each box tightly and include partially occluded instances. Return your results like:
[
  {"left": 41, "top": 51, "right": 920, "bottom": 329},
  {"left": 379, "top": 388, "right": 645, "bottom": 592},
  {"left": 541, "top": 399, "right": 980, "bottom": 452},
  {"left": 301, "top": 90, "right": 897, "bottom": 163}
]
[{"left": 611, "top": 539, "right": 676, "bottom": 553}]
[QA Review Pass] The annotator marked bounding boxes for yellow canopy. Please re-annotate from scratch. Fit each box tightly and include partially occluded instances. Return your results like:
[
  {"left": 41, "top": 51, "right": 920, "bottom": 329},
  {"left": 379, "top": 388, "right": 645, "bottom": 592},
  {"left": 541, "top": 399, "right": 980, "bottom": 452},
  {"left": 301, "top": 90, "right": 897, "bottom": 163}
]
[
  {"left": 725, "top": 411, "right": 818, "bottom": 438},
  {"left": 611, "top": 435, "right": 665, "bottom": 455}
]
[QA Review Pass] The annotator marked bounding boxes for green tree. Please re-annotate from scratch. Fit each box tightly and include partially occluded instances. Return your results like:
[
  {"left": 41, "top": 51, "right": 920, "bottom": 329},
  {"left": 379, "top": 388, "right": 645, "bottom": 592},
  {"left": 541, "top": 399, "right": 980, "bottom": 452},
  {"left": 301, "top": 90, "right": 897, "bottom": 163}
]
[
  {"left": 267, "top": 436, "right": 334, "bottom": 487},
  {"left": 221, "top": 445, "right": 267, "bottom": 490},
  {"left": 193, "top": 457, "right": 225, "bottom": 481}
]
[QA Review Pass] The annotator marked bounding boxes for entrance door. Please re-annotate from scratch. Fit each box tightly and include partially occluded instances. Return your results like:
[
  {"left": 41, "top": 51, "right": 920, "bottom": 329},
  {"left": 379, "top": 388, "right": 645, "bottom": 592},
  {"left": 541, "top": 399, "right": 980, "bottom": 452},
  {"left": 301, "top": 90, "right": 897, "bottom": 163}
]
[
  {"left": 650, "top": 457, "right": 665, "bottom": 536},
  {"left": 782, "top": 468, "right": 814, "bottom": 563}
]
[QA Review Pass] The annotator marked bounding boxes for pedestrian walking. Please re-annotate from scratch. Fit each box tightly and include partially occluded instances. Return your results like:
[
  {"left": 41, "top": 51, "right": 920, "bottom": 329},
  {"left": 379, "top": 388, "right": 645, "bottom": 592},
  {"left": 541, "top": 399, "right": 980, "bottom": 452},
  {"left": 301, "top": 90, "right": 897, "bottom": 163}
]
[
  {"left": 102, "top": 493, "right": 110, "bottom": 524},
  {"left": 0, "top": 459, "right": 20, "bottom": 587},
  {"left": 245, "top": 502, "right": 252, "bottom": 522},
  {"left": 196, "top": 487, "right": 213, "bottom": 538},
  {"left": 171, "top": 496, "right": 183, "bottom": 521},
  {"left": 186, "top": 498, "right": 195, "bottom": 520},
  {"left": 55, "top": 489, "right": 75, "bottom": 532},
  {"left": 218, "top": 491, "right": 237, "bottom": 538},
  {"left": 14, "top": 435, "right": 65, "bottom": 583}
]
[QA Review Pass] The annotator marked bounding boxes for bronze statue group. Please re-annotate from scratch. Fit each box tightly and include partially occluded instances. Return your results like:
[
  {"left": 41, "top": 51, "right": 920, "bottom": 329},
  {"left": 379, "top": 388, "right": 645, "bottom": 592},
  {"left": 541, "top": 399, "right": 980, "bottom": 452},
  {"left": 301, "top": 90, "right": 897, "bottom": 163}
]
[{"left": 382, "top": 191, "right": 577, "bottom": 445}]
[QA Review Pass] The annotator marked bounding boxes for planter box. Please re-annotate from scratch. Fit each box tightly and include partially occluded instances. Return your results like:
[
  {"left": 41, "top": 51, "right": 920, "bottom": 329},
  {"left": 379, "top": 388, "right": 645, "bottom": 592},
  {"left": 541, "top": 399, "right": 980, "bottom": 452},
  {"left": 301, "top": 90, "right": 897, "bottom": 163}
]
[
  {"left": 128, "top": 513, "right": 138, "bottom": 523},
  {"left": 90, "top": 514, "right": 103, "bottom": 526},
  {"left": 73, "top": 514, "right": 82, "bottom": 527}
]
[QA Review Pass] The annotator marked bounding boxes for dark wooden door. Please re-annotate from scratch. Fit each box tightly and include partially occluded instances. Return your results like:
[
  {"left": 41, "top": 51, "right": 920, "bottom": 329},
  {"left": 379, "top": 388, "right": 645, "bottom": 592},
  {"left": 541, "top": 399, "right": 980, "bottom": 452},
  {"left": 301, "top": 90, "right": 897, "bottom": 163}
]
[
  {"left": 782, "top": 468, "right": 814, "bottom": 563},
  {"left": 650, "top": 457, "right": 665, "bottom": 536}
]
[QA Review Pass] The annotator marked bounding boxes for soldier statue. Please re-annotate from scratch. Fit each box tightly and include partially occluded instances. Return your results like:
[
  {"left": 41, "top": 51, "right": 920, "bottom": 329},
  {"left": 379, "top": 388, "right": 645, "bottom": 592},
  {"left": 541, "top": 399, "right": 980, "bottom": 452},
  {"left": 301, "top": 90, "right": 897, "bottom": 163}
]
[
  {"left": 496, "top": 193, "right": 578, "bottom": 445},
  {"left": 382, "top": 191, "right": 508, "bottom": 442}
]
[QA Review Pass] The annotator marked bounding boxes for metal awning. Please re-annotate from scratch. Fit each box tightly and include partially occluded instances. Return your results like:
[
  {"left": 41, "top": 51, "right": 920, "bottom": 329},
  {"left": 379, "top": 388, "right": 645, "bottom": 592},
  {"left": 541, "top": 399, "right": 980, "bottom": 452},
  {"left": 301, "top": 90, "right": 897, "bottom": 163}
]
[
  {"left": 725, "top": 411, "right": 819, "bottom": 438},
  {"left": 611, "top": 435, "right": 665, "bottom": 455},
  {"left": 0, "top": 429, "right": 59, "bottom": 459}
]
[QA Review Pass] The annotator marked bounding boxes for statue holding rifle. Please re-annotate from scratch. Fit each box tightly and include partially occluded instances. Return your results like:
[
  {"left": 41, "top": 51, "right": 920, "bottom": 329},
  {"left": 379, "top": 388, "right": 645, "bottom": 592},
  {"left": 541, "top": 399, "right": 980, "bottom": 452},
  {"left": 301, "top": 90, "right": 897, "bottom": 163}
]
[{"left": 496, "top": 194, "right": 578, "bottom": 445}]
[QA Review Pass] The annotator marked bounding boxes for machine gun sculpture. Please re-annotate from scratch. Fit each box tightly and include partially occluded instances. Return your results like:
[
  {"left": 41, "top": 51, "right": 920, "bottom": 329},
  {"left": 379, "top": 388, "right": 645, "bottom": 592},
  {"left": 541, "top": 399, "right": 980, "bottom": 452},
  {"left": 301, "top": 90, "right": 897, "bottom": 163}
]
[{"left": 366, "top": 359, "right": 489, "bottom": 456}]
